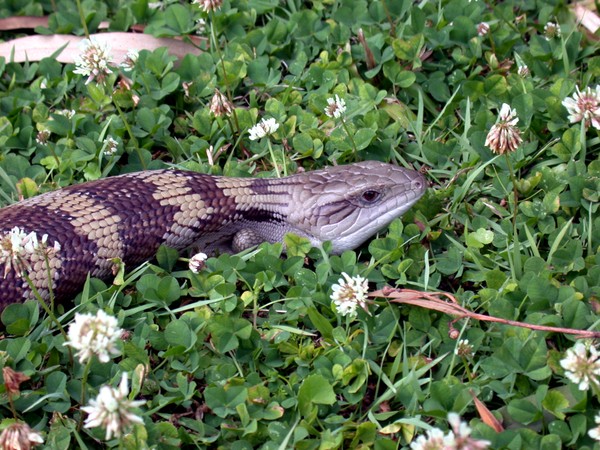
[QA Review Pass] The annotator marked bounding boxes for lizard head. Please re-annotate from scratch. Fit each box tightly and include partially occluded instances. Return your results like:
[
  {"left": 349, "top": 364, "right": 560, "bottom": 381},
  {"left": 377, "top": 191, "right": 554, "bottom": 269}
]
[{"left": 288, "top": 161, "right": 427, "bottom": 254}]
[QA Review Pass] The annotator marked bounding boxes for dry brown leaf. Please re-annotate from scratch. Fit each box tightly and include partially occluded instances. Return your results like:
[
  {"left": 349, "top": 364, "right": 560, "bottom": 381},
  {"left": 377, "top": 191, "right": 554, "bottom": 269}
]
[
  {"left": 572, "top": 3, "right": 600, "bottom": 35},
  {"left": 2, "top": 366, "right": 30, "bottom": 395},
  {"left": 371, "top": 288, "right": 465, "bottom": 316},
  {"left": 0, "top": 16, "right": 146, "bottom": 32},
  {"left": 0, "top": 32, "right": 202, "bottom": 65},
  {"left": 471, "top": 390, "right": 504, "bottom": 432},
  {"left": 357, "top": 29, "right": 376, "bottom": 70},
  {"left": 0, "top": 16, "right": 49, "bottom": 30}
]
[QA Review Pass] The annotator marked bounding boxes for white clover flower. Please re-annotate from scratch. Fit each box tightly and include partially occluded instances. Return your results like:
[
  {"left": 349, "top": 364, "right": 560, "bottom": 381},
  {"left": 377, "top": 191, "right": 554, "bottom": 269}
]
[
  {"left": 517, "top": 64, "right": 530, "bottom": 77},
  {"left": 1, "top": 228, "right": 27, "bottom": 267},
  {"left": 324, "top": 95, "right": 347, "bottom": 118},
  {"left": 409, "top": 428, "right": 445, "bottom": 450},
  {"left": 56, "top": 109, "right": 76, "bottom": 119},
  {"left": 64, "top": 310, "right": 122, "bottom": 364},
  {"left": 411, "top": 413, "right": 490, "bottom": 449},
  {"left": 484, "top": 103, "right": 522, "bottom": 154},
  {"left": 560, "top": 342, "right": 600, "bottom": 391},
  {"left": 11, "top": 228, "right": 37, "bottom": 255},
  {"left": 102, "top": 136, "right": 119, "bottom": 156},
  {"left": 82, "top": 373, "right": 145, "bottom": 440},
  {"left": 119, "top": 49, "right": 138, "bottom": 71},
  {"left": 73, "top": 38, "right": 113, "bottom": 85},
  {"left": 0, "top": 422, "right": 44, "bottom": 449},
  {"left": 455, "top": 339, "right": 474, "bottom": 357},
  {"left": 477, "top": 22, "right": 490, "bottom": 37},
  {"left": 196, "top": 18, "right": 207, "bottom": 35},
  {"left": 330, "top": 272, "right": 369, "bottom": 318},
  {"left": 35, "top": 129, "right": 51, "bottom": 145},
  {"left": 248, "top": 118, "right": 280, "bottom": 140},
  {"left": 209, "top": 89, "right": 234, "bottom": 117},
  {"left": 0, "top": 227, "right": 58, "bottom": 277},
  {"left": 562, "top": 85, "right": 600, "bottom": 130},
  {"left": 589, "top": 413, "right": 600, "bottom": 441},
  {"left": 544, "top": 22, "right": 560, "bottom": 39},
  {"left": 192, "top": 0, "right": 223, "bottom": 13},
  {"left": 189, "top": 252, "right": 208, "bottom": 273},
  {"left": 447, "top": 412, "right": 490, "bottom": 449},
  {"left": 410, "top": 427, "right": 455, "bottom": 450}
]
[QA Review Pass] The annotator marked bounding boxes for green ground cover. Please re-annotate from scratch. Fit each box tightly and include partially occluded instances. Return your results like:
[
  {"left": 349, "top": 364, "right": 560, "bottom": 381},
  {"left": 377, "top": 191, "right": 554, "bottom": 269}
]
[{"left": 0, "top": 0, "right": 599, "bottom": 448}]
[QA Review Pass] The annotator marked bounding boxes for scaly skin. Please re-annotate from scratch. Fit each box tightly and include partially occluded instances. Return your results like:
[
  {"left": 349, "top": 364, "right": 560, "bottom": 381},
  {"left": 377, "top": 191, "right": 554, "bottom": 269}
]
[{"left": 0, "top": 161, "right": 426, "bottom": 305}]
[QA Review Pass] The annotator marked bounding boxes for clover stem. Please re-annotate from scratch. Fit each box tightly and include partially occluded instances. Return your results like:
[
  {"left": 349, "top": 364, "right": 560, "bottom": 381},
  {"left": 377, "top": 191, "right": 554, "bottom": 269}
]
[{"left": 74, "top": 0, "right": 90, "bottom": 37}]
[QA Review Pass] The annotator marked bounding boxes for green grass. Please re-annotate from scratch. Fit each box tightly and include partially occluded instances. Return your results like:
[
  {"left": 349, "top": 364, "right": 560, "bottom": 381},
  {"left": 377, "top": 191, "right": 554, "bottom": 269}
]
[{"left": 0, "top": 0, "right": 599, "bottom": 448}]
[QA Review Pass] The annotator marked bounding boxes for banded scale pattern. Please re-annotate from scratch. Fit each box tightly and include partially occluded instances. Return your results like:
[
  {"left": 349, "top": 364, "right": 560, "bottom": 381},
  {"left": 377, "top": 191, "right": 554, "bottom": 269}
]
[{"left": 0, "top": 161, "right": 427, "bottom": 307}]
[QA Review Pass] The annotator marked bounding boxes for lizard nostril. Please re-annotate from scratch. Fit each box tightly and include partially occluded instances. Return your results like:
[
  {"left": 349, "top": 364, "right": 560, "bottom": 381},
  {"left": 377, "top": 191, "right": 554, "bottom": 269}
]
[{"left": 412, "top": 178, "right": 426, "bottom": 192}]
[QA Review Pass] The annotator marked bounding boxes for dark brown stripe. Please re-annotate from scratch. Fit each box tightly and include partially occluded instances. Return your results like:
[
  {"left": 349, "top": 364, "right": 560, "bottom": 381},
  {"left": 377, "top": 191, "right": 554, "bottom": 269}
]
[
  {"left": 233, "top": 207, "right": 285, "bottom": 224},
  {"left": 184, "top": 171, "right": 239, "bottom": 232}
]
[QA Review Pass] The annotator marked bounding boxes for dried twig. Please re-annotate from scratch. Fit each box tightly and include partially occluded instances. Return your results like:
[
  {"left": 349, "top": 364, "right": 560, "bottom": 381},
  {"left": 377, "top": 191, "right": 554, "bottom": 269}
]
[{"left": 370, "top": 287, "right": 600, "bottom": 339}]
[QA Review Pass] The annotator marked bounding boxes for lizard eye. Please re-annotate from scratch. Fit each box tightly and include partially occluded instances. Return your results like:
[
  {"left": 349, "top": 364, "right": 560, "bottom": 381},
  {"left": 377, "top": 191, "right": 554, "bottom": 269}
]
[{"left": 361, "top": 190, "right": 382, "bottom": 203}]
